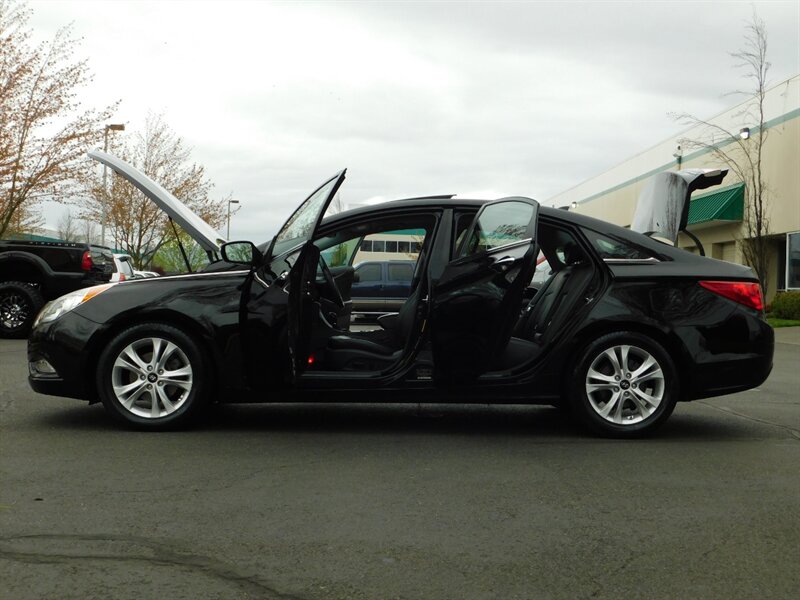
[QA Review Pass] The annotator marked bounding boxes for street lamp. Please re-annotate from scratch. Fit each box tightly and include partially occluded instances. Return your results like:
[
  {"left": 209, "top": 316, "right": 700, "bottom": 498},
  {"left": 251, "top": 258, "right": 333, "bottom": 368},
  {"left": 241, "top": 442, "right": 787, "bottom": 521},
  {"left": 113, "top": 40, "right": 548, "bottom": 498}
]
[
  {"left": 673, "top": 144, "right": 683, "bottom": 170},
  {"left": 739, "top": 127, "right": 751, "bottom": 140},
  {"left": 227, "top": 199, "right": 240, "bottom": 239},
  {"left": 101, "top": 123, "right": 125, "bottom": 246}
]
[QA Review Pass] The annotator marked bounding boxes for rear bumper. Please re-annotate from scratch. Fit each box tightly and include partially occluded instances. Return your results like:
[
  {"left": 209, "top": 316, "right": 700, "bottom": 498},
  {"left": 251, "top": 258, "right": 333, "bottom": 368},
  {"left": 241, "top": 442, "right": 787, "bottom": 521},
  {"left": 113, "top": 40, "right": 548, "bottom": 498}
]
[{"left": 681, "top": 315, "right": 774, "bottom": 400}]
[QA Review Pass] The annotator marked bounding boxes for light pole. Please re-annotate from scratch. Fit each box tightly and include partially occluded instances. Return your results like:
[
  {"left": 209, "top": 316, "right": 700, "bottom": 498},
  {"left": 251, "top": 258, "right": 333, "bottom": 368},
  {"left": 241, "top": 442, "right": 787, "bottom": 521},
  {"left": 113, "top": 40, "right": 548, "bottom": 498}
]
[
  {"left": 101, "top": 123, "right": 125, "bottom": 246},
  {"left": 227, "top": 199, "right": 240, "bottom": 239}
]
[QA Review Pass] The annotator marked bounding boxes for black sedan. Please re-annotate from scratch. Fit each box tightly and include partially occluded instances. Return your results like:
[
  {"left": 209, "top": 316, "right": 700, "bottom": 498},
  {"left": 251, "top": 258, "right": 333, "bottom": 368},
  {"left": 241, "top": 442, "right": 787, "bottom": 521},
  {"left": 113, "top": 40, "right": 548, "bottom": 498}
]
[{"left": 27, "top": 153, "right": 774, "bottom": 436}]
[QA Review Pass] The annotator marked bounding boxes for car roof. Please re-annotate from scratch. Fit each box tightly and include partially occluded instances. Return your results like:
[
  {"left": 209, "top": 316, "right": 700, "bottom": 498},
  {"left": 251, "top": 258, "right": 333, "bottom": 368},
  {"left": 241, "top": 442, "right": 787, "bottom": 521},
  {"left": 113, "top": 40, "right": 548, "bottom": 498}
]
[{"left": 319, "top": 195, "right": 683, "bottom": 259}]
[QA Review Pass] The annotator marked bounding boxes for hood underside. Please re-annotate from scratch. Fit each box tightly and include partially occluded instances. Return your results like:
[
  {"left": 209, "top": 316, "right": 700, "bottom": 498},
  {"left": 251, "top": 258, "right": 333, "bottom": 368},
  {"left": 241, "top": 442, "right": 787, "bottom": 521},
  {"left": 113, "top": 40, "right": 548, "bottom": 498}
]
[{"left": 88, "top": 150, "right": 227, "bottom": 254}]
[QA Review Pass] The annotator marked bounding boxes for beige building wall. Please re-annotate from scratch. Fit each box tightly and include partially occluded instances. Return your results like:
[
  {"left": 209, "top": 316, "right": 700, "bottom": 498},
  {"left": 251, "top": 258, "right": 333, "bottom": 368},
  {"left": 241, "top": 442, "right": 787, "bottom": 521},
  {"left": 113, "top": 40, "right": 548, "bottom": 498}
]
[
  {"left": 548, "top": 75, "right": 800, "bottom": 301},
  {"left": 353, "top": 232, "right": 421, "bottom": 264}
]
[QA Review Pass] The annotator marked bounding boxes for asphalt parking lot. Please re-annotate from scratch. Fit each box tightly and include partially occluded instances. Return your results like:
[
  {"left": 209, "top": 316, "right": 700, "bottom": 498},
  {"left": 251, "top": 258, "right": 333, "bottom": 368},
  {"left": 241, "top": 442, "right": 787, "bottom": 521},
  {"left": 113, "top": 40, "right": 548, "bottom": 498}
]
[{"left": 1, "top": 330, "right": 798, "bottom": 600}]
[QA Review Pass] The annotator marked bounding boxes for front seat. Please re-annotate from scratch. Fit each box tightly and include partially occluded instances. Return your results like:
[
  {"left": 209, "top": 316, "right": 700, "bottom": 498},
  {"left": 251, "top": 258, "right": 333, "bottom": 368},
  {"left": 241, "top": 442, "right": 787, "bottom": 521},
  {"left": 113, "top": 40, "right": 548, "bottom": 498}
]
[{"left": 325, "top": 254, "right": 427, "bottom": 370}]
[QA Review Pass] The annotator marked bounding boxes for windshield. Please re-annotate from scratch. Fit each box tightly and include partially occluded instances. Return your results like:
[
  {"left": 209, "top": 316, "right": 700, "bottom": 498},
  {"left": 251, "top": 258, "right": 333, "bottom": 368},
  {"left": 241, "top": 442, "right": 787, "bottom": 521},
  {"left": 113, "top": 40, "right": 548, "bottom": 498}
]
[{"left": 270, "top": 174, "right": 342, "bottom": 259}]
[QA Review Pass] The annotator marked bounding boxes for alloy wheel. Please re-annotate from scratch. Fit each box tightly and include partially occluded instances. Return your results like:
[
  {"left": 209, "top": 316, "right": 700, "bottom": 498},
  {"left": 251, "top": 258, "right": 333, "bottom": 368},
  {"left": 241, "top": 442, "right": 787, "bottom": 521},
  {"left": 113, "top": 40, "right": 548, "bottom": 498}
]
[
  {"left": 111, "top": 336, "right": 194, "bottom": 419},
  {"left": 0, "top": 293, "right": 29, "bottom": 330},
  {"left": 584, "top": 344, "right": 665, "bottom": 425}
]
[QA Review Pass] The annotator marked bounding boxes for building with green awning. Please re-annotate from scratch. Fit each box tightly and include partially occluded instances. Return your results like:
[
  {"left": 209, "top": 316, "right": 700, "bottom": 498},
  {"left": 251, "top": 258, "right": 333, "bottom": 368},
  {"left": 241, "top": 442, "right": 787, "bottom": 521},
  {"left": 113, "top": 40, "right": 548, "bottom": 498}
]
[{"left": 548, "top": 75, "right": 800, "bottom": 300}]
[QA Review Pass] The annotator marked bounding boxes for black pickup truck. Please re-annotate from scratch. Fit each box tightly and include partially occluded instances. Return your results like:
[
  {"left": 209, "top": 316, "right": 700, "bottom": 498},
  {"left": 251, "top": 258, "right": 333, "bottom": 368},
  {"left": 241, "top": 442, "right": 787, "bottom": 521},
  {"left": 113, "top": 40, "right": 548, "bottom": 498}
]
[{"left": 0, "top": 240, "right": 114, "bottom": 338}]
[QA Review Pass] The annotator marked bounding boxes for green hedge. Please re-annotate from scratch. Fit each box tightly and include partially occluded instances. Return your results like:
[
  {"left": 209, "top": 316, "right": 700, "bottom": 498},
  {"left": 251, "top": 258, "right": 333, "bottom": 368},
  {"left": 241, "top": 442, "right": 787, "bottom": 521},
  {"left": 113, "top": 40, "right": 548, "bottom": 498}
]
[{"left": 771, "top": 291, "right": 800, "bottom": 320}]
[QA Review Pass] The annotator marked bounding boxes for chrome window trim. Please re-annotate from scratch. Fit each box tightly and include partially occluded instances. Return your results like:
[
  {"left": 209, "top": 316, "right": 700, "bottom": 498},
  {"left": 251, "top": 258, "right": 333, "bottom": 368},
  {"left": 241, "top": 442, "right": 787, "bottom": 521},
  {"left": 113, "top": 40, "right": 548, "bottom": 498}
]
[{"left": 603, "top": 257, "right": 661, "bottom": 264}]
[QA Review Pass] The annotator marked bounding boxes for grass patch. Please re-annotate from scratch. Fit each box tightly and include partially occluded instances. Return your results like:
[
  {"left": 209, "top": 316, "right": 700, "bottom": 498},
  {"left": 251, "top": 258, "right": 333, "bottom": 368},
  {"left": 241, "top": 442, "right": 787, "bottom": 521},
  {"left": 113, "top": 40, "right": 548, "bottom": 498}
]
[{"left": 767, "top": 317, "right": 800, "bottom": 328}]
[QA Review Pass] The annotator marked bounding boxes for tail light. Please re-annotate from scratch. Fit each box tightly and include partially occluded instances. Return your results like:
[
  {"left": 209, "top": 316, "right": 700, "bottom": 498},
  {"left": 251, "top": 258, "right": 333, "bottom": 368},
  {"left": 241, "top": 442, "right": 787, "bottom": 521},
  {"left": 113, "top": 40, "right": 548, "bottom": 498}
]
[
  {"left": 699, "top": 280, "right": 764, "bottom": 312},
  {"left": 119, "top": 273, "right": 126, "bottom": 282},
  {"left": 81, "top": 250, "right": 93, "bottom": 271}
]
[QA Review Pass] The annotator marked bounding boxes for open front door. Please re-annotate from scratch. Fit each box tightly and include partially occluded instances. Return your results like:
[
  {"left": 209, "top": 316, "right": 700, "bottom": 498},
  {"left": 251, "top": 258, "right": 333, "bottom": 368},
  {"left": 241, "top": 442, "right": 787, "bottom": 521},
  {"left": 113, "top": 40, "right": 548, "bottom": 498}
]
[
  {"left": 270, "top": 171, "right": 346, "bottom": 381},
  {"left": 429, "top": 197, "right": 539, "bottom": 384}
]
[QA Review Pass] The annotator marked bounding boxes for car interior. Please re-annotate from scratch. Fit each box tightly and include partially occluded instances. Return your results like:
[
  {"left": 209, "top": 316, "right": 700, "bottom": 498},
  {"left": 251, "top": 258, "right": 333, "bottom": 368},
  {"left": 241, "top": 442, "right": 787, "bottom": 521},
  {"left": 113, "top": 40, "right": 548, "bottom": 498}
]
[{"left": 300, "top": 214, "right": 600, "bottom": 378}]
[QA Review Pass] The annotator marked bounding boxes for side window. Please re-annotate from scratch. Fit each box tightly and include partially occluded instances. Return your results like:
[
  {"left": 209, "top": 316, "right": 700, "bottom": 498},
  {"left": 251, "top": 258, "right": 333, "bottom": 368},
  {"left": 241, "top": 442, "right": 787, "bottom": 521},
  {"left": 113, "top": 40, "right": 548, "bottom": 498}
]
[
  {"left": 320, "top": 238, "right": 360, "bottom": 267},
  {"left": 452, "top": 211, "right": 477, "bottom": 258},
  {"left": 353, "top": 228, "right": 426, "bottom": 264},
  {"left": 119, "top": 257, "right": 134, "bottom": 276},
  {"left": 388, "top": 263, "right": 413, "bottom": 282},
  {"left": 583, "top": 229, "right": 656, "bottom": 261},
  {"left": 357, "top": 263, "right": 382, "bottom": 282},
  {"left": 460, "top": 201, "right": 534, "bottom": 257}
]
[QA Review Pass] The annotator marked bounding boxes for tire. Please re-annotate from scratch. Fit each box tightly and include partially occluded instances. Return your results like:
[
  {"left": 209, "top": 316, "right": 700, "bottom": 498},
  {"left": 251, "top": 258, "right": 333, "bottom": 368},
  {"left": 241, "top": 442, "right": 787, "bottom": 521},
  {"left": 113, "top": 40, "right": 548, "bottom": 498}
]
[
  {"left": 96, "top": 323, "right": 211, "bottom": 430},
  {"left": 0, "top": 281, "right": 44, "bottom": 339},
  {"left": 567, "top": 331, "right": 678, "bottom": 437}
]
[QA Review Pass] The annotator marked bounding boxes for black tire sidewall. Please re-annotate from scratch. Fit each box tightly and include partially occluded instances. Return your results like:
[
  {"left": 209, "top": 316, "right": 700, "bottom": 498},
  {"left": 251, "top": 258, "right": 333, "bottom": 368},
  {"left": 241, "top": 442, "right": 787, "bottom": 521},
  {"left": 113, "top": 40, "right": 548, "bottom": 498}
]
[
  {"left": 97, "top": 323, "right": 210, "bottom": 429},
  {"left": 0, "top": 282, "right": 44, "bottom": 338},
  {"left": 569, "top": 331, "right": 678, "bottom": 437}
]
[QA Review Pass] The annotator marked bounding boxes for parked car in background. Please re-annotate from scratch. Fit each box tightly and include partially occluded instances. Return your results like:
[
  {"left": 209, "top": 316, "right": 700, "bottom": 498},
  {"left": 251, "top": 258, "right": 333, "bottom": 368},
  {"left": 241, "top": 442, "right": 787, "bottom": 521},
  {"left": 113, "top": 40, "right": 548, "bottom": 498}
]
[
  {"left": 27, "top": 151, "right": 774, "bottom": 437},
  {"left": 350, "top": 260, "right": 415, "bottom": 316},
  {"left": 0, "top": 239, "right": 113, "bottom": 338},
  {"left": 111, "top": 253, "right": 136, "bottom": 282}
]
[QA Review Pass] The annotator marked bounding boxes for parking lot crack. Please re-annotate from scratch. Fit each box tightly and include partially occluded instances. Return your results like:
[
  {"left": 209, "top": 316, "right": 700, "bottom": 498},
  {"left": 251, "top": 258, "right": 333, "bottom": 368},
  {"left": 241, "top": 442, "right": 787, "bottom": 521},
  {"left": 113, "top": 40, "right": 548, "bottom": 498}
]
[{"left": 0, "top": 533, "right": 307, "bottom": 600}]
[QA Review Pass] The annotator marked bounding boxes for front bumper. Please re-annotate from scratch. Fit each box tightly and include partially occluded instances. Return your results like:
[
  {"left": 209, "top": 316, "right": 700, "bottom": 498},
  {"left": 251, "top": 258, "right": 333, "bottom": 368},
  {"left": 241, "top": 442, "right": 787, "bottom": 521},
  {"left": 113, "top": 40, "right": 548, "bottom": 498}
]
[{"left": 27, "top": 311, "right": 107, "bottom": 401}]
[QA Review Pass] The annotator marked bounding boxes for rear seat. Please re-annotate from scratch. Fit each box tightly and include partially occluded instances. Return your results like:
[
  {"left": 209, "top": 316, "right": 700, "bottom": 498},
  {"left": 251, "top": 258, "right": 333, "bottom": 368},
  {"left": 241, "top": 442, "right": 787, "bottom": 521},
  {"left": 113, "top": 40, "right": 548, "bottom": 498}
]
[{"left": 515, "top": 244, "right": 594, "bottom": 344}]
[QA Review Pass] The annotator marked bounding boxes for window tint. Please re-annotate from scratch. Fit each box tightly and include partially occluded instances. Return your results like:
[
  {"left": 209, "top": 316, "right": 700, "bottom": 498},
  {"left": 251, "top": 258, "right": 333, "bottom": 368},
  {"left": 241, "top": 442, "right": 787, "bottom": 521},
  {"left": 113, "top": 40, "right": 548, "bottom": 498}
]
[
  {"left": 460, "top": 201, "right": 533, "bottom": 257},
  {"left": 357, "top": 263, "right": 382, "bottom": 282},
  {"left": 584, "top": 229, "right": 655, "bottom": 260},
  {"left": 371, "top": 240, "right": 386, "bottom": 252},
  {"left": 361, "top": 240, "right": 373, "bottom": 252},
  {"left": 319, "top": 238, "right": 360, "bottom": 267},
  {"left": 385, "top": 241, "right": 398, "bottom": 252},
  {"left": 272, "top": 175, "right": 339, "bottom": 257},
  {"left": 398, "top": 241, "right": 410, "bottom": 253},
  {"left": 388, "top": 263, "right": 413, "bottom": 281}
]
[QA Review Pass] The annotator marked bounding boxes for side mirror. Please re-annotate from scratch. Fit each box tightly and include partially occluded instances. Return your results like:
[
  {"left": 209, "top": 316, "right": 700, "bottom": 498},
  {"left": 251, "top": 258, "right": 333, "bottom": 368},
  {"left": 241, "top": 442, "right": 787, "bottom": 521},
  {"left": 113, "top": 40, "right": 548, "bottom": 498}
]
[{"left": 221, "top": 241, "right": 264, "bottom": 267}]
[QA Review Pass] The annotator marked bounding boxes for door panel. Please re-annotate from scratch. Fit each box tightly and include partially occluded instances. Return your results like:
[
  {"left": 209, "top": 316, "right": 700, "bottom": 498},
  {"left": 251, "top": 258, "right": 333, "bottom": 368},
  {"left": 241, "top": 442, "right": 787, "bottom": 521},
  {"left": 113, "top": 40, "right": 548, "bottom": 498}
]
[
  {"left": 288, "top": 243, "right": 320, "bottom": 380},
  {"left": 430, "top": 197, "right": 539, "bottom": 384},
  {"left": 283, "top": 171, "right": 347, "bottom": 380}
]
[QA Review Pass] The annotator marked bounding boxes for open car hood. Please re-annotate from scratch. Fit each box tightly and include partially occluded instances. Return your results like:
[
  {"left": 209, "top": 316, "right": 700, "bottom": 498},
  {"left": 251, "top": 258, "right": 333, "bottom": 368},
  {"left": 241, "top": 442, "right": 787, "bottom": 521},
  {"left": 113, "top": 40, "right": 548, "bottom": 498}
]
[
  {"left": 631, "top": 168, "right": 728, "bottom": 244},
  {"left": 88, "top": 150, "right": 227, "bottom": 254}
]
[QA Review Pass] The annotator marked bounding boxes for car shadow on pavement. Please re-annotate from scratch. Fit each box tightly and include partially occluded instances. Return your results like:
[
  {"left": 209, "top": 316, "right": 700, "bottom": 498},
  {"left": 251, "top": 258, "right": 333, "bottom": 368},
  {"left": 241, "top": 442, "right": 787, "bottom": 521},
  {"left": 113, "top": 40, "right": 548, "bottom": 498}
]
[{"left": 39, "top": 401, "right": 767, "bottom": 441}]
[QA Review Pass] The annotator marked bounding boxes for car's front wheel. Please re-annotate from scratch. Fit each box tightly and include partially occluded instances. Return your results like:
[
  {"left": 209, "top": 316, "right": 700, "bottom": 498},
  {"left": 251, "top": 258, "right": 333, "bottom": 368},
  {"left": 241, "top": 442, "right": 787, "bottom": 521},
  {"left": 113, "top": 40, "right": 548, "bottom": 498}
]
[
  {"left": 97, "top": 323, "right": 211, "bottom": 429},
  {"left": 568, "top": 332, "right": 678, "bottom": 437}
]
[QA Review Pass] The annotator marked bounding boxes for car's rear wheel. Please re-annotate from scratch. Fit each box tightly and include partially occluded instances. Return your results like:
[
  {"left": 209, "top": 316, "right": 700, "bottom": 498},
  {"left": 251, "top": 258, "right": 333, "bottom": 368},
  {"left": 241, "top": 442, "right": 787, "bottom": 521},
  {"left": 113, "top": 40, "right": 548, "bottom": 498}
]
[
  {"left": 568, "top": 332, "right": 678, "bottom": 437},
  {"left": 97, "top": 323, "right": 210, "bottom": 429},
  {"left": 0, "top": 281, "right": 44, "bottom": 339}
]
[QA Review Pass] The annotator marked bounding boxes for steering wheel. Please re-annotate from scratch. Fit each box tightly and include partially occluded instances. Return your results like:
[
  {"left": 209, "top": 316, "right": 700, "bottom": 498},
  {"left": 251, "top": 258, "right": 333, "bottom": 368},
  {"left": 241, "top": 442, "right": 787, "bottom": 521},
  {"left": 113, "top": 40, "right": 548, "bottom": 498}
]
[{"left": 318, "top": 256, "right": 345, "bottom": 309}]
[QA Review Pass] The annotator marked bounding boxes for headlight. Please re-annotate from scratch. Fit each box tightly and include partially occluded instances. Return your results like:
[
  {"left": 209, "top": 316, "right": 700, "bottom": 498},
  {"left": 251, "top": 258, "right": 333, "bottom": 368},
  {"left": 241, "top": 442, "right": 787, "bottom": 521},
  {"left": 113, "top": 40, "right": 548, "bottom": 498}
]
[{"left": 34, "top": 284, "right": 114, "bottom": 327}]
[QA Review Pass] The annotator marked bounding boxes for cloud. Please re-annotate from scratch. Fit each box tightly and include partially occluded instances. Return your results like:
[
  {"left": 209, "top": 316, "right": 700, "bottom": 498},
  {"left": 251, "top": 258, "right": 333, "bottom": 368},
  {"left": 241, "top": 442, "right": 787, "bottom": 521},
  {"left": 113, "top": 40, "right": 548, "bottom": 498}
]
[{"left": 28, "top": 0, "right": 800, "bottom": 242}]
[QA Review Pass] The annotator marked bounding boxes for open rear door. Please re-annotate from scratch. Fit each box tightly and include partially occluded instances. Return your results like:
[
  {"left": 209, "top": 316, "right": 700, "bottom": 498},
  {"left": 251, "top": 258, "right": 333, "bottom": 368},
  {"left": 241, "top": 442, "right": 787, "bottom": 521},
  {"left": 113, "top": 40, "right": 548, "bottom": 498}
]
[
  {"left": 278, "top": 170, "right": 346, "bottom": 380},
  {"left": 429, "top": 197, "right": 539, "bottom": 384}
]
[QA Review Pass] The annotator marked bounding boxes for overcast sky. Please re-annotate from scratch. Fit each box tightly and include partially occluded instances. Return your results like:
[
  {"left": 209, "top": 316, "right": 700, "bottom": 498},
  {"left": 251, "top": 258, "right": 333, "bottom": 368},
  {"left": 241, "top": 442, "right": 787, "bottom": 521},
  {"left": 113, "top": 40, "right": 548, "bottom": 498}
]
[{"left": 29, "top": 0, "right": 800, "bottom": 243}]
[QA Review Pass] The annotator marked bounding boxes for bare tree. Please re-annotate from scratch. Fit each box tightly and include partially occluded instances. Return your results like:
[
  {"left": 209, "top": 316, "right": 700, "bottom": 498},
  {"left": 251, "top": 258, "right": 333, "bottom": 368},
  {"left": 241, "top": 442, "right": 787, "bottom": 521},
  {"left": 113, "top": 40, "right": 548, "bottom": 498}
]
[
  {"left": 673, "top": 10, "right": 771, "bottom": 293},
  {"left": 56, "top": 211, "right": 78, "bottom": 242},
  {"left": 0, "top": 0, "right": 117, "bottom": 239},
  {"left": 79, "top": 218, "right": 99, "bottom": 245},
  {"left": 80, "top": 113, "right": 227, "bottom": 269}
]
